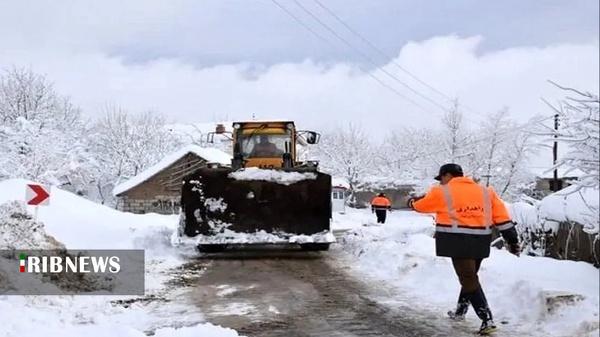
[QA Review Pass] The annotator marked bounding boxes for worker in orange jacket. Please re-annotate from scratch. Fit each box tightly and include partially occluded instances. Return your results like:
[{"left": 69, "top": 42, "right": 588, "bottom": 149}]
[
  {"left": 371, "top": 193, "right": 392, "bottom": 224},
  {"left": 408, "top": 163, "right": 520, "bottom": 336}
]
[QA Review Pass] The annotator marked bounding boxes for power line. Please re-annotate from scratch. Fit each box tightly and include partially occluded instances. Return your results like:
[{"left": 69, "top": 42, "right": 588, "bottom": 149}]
[
  {"left": 311, "top": 0, "right": 452, "bottom": 103},
  {"left": 288, "top": 0, "right": 452, "bottom": 116},
  {"left": 270, "top": 0, "right": 431, "bottom": 112},
  {"left": 310, "top": 0, "right": 492, "bottom": 122}
]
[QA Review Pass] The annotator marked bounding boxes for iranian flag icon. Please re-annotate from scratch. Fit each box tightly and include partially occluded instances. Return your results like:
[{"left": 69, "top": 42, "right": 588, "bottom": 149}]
[{"left": 19, "top": 253, "right": 26, "bottom": 273}]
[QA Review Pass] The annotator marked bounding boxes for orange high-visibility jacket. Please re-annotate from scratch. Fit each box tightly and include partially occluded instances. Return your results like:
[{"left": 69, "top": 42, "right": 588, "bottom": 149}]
[
  {"left": 412, "top": 177, "right": 513, "bottom": 235},
  {"left": 371, "top": 196, "right": 391, "bottom": 209}
]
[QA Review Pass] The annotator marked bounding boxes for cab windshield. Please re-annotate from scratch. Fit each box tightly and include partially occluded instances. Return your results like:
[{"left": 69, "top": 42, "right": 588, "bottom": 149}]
[{"left": 239, "top": 132, "right": 291, "bottom": 158}]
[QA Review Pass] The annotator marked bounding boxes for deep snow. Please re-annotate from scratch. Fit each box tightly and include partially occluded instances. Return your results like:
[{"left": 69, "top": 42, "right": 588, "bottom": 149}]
[
  {"left": 334, "top": 208, "right": 599, "bottom": 337},
  {"left": 2, "top": 177, "right": 599, "bottom": 336},
  {"left": 0, "top": 178, "right": 241, "bottom": 337}
]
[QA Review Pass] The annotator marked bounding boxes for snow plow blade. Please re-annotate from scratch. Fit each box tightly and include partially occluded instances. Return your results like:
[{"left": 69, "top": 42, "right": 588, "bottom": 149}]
[{"left": 180, "top": 167, "right": 333, "bottom": 245}]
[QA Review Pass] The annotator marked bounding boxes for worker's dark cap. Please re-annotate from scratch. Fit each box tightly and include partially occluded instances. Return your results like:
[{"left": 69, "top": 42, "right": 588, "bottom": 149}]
[{"left": 434, "top": 163, "right": 464, "bottom": 181}]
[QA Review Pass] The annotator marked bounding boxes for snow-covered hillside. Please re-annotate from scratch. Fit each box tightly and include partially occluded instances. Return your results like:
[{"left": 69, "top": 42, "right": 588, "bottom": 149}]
[{"left": 0, "top": 179, "right": 241, "bottom": 337}]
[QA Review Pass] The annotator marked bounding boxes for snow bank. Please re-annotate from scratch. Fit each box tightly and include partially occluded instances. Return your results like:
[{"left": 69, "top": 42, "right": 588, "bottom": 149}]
[
  {"left": 0, "top": 201, "right": 64, "bottom": 250},
  {"left": 337, "top": 208, "right": 600, "bottom": 337},
  {"left": 0, "top": 178, "right": 241, "bottom": 337},
  {"left": 0, "top": 296, "right": 240, "bottom": 337},
  {"left": 0, "top": 178, "right": 178, "bottom": 249},
  {"left": 508, "top": 201, "right": 540, "bottom": 230},
  {"left": 113, "top": 145, "right": 231, "bottom": 196},
  {"left": 228, "top": 167, "right": 316, "bottom": 185},
  {"left": 539, "top": 185, "right": 599, "bottom": 234}
]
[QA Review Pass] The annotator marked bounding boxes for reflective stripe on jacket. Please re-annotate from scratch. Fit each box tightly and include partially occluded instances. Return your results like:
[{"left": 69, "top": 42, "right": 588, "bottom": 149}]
[
  {"left": 412, "top": 176, "right": 515, "bottom": 258},
  {"left": 371, "top": 196, "right": 391, "bottom": 209}
]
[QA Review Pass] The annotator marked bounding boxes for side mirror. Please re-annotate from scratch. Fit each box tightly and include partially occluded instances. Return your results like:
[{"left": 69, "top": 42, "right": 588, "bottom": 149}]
[{"left": 306, "top": 131, "right": 320, "bottom": 144}]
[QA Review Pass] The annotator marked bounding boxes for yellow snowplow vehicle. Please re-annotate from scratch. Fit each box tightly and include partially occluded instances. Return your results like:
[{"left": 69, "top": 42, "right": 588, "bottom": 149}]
[{"left": 179, "top": 121, "right": 333, "bottom": 252}]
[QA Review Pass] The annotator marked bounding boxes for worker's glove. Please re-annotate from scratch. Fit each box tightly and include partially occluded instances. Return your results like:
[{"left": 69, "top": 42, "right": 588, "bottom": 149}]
[
  {"left": 407, "top": 195, "right": 424, "bottom": 209},
  {"left": 508, "top": 243, "right": 521, "bottom": 257}
]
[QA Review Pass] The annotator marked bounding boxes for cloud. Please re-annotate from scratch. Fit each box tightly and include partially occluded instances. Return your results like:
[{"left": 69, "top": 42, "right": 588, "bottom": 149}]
[{"left": 0, "top": 35, "right": 598, "bottom": 137}]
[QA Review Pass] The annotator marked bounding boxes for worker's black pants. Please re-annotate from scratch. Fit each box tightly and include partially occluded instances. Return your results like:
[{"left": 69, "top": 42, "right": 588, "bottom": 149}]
[
  {"left": 451, "top": 258, "right": 492, "bottom": 322},
  {"left": 375, "top": 210, "right": 387, "bottom": 223}
]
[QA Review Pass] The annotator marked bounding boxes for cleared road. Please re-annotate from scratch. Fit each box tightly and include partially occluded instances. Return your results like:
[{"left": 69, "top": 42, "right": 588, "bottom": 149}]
[{"left": 184, "top": 246, "right": 476, "bottom": 337}]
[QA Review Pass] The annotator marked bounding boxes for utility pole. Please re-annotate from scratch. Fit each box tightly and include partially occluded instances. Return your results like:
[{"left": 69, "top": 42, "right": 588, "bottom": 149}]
[{"left": 552, "top": 113, "right": 560, "bottom": 191}]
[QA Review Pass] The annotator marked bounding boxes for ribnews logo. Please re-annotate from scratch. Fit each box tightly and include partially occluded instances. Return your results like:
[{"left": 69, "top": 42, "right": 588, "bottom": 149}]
[
  {"left": 1, "top": 249, "right": 145, "bottom": 295},
  {"left": 18, "top": 253, "right": 121, "bottom": 274}
]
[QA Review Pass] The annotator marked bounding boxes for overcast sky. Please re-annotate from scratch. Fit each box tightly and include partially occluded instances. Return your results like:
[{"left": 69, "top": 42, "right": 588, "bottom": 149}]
[{"left": 0, "top": 0, "right": 598, "bottom": 136}]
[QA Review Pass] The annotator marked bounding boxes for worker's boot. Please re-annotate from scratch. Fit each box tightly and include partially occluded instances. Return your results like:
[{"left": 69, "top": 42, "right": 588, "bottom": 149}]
[
  {"left": 470, "top": 288, "right": 497, "bottom": 335},
  {"left": 447, "top": 291, "right": 469, "bottom": 321}
]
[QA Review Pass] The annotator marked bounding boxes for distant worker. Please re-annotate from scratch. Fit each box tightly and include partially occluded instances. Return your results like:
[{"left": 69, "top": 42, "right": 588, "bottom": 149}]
[
  {"left": 408, "top": 163, "right": 520, "bottom": 336},
  {"left": 250, "top": 135, "right": 281, "bottom": 157},
  {"left": 371, "top": 193, "right": 392, "bottom": 224}
]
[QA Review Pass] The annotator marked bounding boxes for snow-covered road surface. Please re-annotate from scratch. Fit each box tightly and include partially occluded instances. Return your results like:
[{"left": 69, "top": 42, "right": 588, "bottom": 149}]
[
  {"left": 184, "top": 246, "right": 475, "bottom": 337},
  {"left": 1, "top": 179, "right": 596, "bottom": 337}
]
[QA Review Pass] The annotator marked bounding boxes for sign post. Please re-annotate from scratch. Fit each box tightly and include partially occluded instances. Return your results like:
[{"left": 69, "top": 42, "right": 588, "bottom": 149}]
[{"left": 25, "top": 184, "right": 50, "bottom": 221}]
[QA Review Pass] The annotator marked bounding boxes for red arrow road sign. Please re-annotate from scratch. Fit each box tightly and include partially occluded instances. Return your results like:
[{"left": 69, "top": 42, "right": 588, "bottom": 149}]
[{"left": 26, "top": 184, "right": 50, "bottom": 206}]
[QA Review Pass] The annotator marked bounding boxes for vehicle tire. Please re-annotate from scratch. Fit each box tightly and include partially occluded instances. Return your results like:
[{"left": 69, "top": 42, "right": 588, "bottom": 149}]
[
  {"left": 197, "top": 244, "right": 227, "bottom": 253},
  {"left": 300, "top": 243, "right": 330, "bottom": 251}
]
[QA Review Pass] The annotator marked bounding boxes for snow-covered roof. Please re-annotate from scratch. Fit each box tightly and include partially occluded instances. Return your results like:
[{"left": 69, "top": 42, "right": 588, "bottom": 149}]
[
  {"left": 112, "top": 145, "right": 231, "bottom": 196},
  {"left": 332, "top": 177, "right": 350, "bottom": 190}
]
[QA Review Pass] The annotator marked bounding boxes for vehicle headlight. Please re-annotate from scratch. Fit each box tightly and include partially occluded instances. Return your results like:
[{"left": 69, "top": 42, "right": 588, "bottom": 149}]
[{"left": 233, "top": 123, "right": 241, "bottom": 129}]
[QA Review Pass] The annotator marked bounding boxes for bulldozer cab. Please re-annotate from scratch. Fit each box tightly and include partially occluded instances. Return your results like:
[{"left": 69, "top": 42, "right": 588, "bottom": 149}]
[
  {"left": 234, "top": 121, "right": 295, "bottom": 169},
  {"left": 222, "top": 121, "right": 320, "bottom": 170}
]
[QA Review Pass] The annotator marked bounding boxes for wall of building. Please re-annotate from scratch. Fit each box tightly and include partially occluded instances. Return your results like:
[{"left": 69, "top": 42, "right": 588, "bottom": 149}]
[{"left": 116, "top": 153, "right": 206, "bottom": 214}]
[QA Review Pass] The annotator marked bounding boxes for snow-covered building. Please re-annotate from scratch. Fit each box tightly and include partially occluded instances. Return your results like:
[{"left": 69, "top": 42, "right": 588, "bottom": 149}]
[
  {"left": 113, "top": 145, "right": 231, "bottom": 214},
  {"left": 531, "top": 166, "right": 584, "bottom": 195},
  {"left": 331, "top": 177, "right": 349, "bottom": 214}
]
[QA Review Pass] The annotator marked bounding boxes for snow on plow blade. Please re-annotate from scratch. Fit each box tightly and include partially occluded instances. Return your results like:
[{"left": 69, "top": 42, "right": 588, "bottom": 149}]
[{"left": 180, "top": 167, "right": 333, "bottom": 244}]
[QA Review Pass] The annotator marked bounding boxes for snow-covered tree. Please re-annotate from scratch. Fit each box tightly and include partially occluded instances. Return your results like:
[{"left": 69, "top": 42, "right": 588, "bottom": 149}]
[
  {"left": 0, "top": 67, "right": 93, "bottom": 194},
  {"left": 88, "top": 105, "right": 180, "bottom": 203},
  {"left": 442, "top": 101, "right": 469, "bottom": 162},
  {"left": 314, "top": 124, "right": 376, "bottom": 193},
  {"left": 548, "top": 83, "right": 599, "bottom": 189}
]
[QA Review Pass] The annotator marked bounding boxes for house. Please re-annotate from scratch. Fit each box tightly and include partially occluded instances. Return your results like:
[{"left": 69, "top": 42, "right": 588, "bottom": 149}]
[
  {"left": 532, "top": 167, "right": 584, "bottom": 196},
  {"left": 113, "top": 145, "right": 231, "bottom": 214},
  {"left": 331, "top": 177, "right": 350, "bottom": 214}
]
